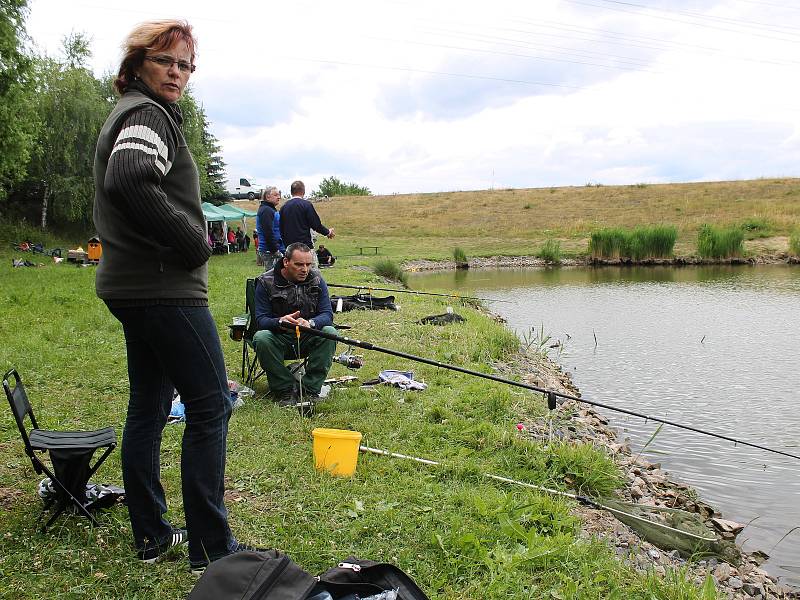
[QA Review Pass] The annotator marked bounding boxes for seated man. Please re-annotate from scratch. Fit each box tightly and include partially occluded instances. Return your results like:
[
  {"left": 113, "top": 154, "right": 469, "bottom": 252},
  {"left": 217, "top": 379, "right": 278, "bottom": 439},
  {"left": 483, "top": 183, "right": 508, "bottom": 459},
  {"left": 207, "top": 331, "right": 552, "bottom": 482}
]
[
  {"left": 316, "top": 244, "right": 336, "bottom": 266},
  {"left": 253, "top": 242, "right": 337, "bottom": 407}
]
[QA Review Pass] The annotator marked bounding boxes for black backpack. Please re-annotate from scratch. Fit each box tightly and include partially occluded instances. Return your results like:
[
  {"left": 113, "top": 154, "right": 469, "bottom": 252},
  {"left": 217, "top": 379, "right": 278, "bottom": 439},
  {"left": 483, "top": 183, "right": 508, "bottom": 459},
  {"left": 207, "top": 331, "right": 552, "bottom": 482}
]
[
  {"left": 317, "top": 556, "right": 429, "bottom": 600},
  {"left": 187, "top": 550, "right": 316, "bottom": 600},
  {"left": 187, "top": 550, "right": 429, "bottom": 600}
]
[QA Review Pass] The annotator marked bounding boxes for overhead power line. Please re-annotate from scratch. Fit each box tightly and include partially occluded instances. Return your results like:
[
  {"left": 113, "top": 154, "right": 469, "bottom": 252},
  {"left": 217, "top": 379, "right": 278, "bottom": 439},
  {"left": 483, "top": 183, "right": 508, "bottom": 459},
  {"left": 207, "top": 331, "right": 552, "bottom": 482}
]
[
  {"left": 275, "top": 56, "right": 583, "bottom": 90},
  {"left": 588, "top": 0, "right": 800, "bottom": 35},
  {"left": 420, "top": 27, "right": 657, "bottom": 68},
  {"left": 501, "top": 17, "right": 800, "bottom": 67},
  {"left": 733, "top": 0, "right": 800, "bottom": 10},
  {"left": 361, "top": 33, "right": 660, "bottom": 74},
  {"left": 564, "top": 0, "right": 800, "bottom": 44}
]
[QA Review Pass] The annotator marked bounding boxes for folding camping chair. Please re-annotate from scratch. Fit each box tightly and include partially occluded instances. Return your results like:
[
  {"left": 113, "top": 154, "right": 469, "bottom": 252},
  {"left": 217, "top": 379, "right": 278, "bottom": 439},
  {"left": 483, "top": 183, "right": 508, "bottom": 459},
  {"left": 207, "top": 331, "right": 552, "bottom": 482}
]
[
  {"left": 240, "top": 277, "right": 264, "bottom": 386},
  {"left": 3, "top": 369, "right": 117, "bottom": 530},
  {"left": 238, "top": 277, "right": 309, "bottom": 387},
  {"left": 236, "top": 278, "right": 351, "bottom": 388}
]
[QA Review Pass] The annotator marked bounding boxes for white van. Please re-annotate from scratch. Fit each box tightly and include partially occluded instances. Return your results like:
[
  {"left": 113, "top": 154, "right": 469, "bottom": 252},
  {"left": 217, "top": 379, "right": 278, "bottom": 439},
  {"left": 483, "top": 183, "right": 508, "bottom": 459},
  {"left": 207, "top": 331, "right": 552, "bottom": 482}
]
[{"left": 227, "top": 177, "right": 264, "bottom": 200}]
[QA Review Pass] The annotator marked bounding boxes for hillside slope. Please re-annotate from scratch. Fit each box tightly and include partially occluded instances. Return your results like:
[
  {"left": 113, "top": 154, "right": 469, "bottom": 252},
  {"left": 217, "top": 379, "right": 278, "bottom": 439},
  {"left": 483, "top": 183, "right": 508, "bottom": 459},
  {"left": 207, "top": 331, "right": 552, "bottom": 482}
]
[{"left": 233, "top": 178, "right": 800, "bottom": 260}]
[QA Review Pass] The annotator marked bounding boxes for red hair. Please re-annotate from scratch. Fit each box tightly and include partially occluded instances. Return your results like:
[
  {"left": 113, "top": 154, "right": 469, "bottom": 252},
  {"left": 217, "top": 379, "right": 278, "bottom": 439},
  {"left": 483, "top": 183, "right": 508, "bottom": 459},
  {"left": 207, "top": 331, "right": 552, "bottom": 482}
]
[{"left": 114, "top": 20, "right": 197, "bottom": 95}]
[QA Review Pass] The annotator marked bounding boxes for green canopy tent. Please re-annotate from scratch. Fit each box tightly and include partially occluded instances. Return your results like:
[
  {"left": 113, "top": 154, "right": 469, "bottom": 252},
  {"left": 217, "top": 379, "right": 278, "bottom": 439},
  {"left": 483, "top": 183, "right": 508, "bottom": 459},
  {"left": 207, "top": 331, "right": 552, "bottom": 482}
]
[
  {"left": 201, "top": 203, "right": 225, "bottom": 222},
  {"left": 213, "top": 203, "right": 257, "bottom": 234},
  {"left": 223, "top": 204, "right": 258, "bottom": 218},
  {"left": 202, "top": 203, "right": 234, "bottom": 254},
  {"left": 201, "top": 202, "right": 256, "bottom": 253},
  {"left": 206, "top": 202, "right": 248, "bottom": 220}
]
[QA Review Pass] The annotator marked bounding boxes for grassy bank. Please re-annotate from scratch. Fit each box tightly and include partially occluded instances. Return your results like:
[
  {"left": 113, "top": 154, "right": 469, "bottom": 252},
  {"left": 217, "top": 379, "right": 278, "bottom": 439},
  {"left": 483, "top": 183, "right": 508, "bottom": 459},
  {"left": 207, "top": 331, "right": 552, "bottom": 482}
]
[
  {"left": 0, "top": 243, "right": 721, "bottom": 599},
  {"left": 7, "top": 177, "right": 798, "bottom": 266},
  {"left": 301, "top": 178, "right": 799, "bottom": 262}
]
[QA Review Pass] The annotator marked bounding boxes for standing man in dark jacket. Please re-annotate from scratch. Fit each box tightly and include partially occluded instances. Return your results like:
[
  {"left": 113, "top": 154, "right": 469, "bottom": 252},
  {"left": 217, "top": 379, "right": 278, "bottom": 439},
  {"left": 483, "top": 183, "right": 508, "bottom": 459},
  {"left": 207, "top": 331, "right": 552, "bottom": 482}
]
[
  {"left": 253, "top": 242, "right": 337, "bottom": 409},
  {"left": 256, "top": 186, "right": 284, "bottom": 271},
  {"left": 279, "top": 181, "right": 335, "bottom": 258}
]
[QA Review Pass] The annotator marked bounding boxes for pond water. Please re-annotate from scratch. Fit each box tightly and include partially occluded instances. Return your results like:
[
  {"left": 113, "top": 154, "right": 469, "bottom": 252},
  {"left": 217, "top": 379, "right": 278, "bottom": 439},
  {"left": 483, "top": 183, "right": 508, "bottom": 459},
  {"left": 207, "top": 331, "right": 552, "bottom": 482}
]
[{"left": 409, "top": 265, "right": 800, "bottom": 586}]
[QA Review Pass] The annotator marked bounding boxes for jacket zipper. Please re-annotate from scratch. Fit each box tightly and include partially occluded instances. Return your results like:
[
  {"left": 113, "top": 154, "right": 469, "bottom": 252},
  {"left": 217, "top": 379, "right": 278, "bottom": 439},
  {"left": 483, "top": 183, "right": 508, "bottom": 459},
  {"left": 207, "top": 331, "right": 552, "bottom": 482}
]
[{"left": 253, "top": 555, "right": 290, "bottom": 599}]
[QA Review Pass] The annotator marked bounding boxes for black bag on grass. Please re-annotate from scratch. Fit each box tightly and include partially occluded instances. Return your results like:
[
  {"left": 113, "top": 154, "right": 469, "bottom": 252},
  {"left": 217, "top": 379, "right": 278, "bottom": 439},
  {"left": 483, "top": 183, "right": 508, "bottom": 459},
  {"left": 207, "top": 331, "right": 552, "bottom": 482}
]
[
  {"left": 331, "top": 294, "right": 397, "bottom": 312},
  {"left": 187, "top": 550, "right": 316, "bottom": 600},
  {"left": 317, "top": 557, "right": 429, "bottom": 600},
  {"left": 188, "top": 551, "right": 430, "bottom": 600}
]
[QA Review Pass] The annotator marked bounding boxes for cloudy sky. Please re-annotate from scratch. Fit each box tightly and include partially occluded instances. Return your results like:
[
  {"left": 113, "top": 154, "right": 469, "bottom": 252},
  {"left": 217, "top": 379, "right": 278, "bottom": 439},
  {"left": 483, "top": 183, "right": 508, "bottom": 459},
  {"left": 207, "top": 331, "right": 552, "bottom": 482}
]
[{"left": 25, "top": 0, "right": 800, "bottom": 195}]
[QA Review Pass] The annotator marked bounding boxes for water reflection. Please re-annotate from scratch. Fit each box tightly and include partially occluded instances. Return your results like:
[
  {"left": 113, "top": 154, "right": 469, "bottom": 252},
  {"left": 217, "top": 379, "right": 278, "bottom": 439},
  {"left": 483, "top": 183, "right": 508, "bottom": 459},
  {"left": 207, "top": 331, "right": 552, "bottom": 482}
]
[
  {"left": 409, "top": 265, "right": 800, "bottom": 586},
  {"left": 437, "top": 264, "right": 800, "bottom": 289}
]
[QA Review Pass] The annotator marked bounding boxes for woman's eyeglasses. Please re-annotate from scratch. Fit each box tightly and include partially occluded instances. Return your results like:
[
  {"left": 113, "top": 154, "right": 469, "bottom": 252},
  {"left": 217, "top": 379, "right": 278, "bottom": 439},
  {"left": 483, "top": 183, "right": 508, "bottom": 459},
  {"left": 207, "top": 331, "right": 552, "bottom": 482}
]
[{"left": 145, "top": 55, "right": 196, "bottom": 73}]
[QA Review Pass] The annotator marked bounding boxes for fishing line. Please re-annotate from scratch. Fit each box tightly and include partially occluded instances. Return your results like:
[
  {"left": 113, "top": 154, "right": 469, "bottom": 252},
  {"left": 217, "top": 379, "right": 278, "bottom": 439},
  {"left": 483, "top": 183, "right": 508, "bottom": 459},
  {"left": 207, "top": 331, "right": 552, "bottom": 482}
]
[
  {"left": 359, "top": 446, "right": 717, "bottom": 542},
  {"left": 279, "top": 323, "right": 800, "bottom": 461},
  {"left": 326, "top": 283, "right": 513, "bottom": 303},
  {"left": 295, "top": 325, "right": 304, "bottom": 406}
]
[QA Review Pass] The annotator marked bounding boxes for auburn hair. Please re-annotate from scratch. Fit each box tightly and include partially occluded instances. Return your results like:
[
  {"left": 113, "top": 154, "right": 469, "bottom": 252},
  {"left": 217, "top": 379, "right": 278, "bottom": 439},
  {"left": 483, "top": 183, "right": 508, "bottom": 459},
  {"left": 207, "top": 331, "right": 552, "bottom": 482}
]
[{"left": 114, "top": 20, "right": 196, "bottom": 95}]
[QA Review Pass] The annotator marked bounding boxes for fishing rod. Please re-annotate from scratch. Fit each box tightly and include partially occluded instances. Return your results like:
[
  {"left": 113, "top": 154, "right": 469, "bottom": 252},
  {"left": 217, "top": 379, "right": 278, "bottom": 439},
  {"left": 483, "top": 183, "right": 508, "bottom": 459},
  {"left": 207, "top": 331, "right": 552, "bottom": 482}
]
[
  {"left": 359, "top": 446, "right": 717, "bottom": 543},
  {"left": 326, "top": 283, "right": 513, "bottom": 303},
  {"left": 281, "top": 323, "right": 800, "bottom": 461}
]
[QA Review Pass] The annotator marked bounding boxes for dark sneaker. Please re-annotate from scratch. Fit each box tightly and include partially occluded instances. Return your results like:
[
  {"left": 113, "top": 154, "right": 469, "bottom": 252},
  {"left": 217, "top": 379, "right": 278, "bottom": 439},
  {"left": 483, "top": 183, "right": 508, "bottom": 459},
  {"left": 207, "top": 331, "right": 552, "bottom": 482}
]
[
  {"left": 276, "top": 387, "right": 315, "bottom": 412},
  {"left": 272, "top": 389, "right": 294, "bottom": 406},
  {"left": 275, "top": 388, "right": 299, "bottom": 408},
  {"left": 138, "top": 528, "right": 188, "bottom": 564},
  {"left": 190, "top": 542, "right": 268, "bottom": 576},
  {"left": 190, "top": 563, "right": 206, "bottom": 577}
]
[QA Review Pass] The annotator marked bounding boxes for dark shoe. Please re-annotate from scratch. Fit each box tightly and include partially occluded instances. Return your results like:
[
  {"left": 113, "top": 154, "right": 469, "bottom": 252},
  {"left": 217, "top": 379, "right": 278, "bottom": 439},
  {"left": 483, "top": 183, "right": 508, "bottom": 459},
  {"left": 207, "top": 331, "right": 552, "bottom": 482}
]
[
  {"left": 274, "top": 388, "right": 297, "bottom": 407},
  {"left": 138, "top": 528, "right": 188, "bottom": 564},
  {"left": 190, "top": 541, "right": 267, "bottom": 576},
  {"left": 276, "top": 387, "right": 315, "bottom": 413}
]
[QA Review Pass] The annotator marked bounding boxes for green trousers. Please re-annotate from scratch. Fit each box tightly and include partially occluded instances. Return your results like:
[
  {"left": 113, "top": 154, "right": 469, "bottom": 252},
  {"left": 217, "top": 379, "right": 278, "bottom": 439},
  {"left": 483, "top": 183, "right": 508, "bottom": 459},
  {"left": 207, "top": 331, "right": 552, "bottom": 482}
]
[{"left": 252, "top": 326, "right": 337, "bottom": 394}]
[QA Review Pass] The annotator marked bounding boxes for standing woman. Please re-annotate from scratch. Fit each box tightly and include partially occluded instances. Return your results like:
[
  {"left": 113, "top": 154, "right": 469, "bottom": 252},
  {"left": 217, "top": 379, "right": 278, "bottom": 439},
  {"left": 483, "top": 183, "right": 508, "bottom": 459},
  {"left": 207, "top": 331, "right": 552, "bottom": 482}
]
[{"left": 93, "top": 20, "right": 252, "bottom": 573}]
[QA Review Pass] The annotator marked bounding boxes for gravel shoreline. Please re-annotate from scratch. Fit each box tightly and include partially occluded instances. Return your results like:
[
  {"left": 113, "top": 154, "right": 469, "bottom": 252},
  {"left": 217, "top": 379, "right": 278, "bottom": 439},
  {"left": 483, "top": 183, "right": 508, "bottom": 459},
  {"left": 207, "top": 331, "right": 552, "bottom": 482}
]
[
  {"left": 405, "top": 253, "right": 799, "bottom": 271},
  {"left": 493, "top": 342, "right": 799, "bottom": 599}
]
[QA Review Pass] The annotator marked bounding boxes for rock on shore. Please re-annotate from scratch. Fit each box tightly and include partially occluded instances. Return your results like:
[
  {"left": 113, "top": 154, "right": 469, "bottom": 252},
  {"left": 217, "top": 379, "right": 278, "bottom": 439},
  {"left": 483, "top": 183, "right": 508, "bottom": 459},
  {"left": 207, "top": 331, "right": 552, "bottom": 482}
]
[
  {"left": 405, "top": 253, "right": 795, "bottom": 272},
  {"left": 492, "top": 347, "right": 799, "bottom": 599}
]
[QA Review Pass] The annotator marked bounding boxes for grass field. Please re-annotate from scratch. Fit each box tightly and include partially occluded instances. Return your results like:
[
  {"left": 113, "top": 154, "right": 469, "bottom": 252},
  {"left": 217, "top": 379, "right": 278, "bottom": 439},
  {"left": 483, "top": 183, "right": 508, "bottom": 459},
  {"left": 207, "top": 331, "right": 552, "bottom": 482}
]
[
  {"left": 0, "top": 241, "right": 721, "bottom": 599},
  {"left": 236, "top": 178, "right": 800, "bottom": 262}
]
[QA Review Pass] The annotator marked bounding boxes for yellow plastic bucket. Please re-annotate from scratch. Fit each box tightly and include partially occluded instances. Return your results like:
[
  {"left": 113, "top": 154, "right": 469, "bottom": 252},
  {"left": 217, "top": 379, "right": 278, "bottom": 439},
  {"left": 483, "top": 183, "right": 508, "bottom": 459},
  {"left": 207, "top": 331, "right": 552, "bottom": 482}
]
[{"left": 312, "top": 428, "right": 362, "bottom": 476}]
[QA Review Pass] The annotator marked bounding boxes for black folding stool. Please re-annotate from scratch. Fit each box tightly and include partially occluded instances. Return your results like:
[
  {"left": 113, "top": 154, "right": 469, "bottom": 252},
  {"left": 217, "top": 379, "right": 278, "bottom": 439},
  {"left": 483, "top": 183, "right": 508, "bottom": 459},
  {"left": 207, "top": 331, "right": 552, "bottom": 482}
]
[{"left": 3, "top": 369, "right": 117, "bottom": 530}]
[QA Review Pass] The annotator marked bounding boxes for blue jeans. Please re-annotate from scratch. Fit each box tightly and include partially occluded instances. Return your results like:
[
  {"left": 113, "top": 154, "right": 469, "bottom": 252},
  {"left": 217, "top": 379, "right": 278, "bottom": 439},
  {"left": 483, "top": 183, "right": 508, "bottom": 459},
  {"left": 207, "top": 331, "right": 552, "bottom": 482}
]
[{"left": 108, "top": 304, "right": 236, "bottom": 564}]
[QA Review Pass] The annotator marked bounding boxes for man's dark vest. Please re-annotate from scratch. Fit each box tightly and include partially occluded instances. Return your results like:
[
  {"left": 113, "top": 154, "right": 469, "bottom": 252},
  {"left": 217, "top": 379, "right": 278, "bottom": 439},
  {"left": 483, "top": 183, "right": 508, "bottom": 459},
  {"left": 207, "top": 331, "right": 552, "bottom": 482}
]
[{"left": 257, "top": 270, "right": 322, "bottom": 321}]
